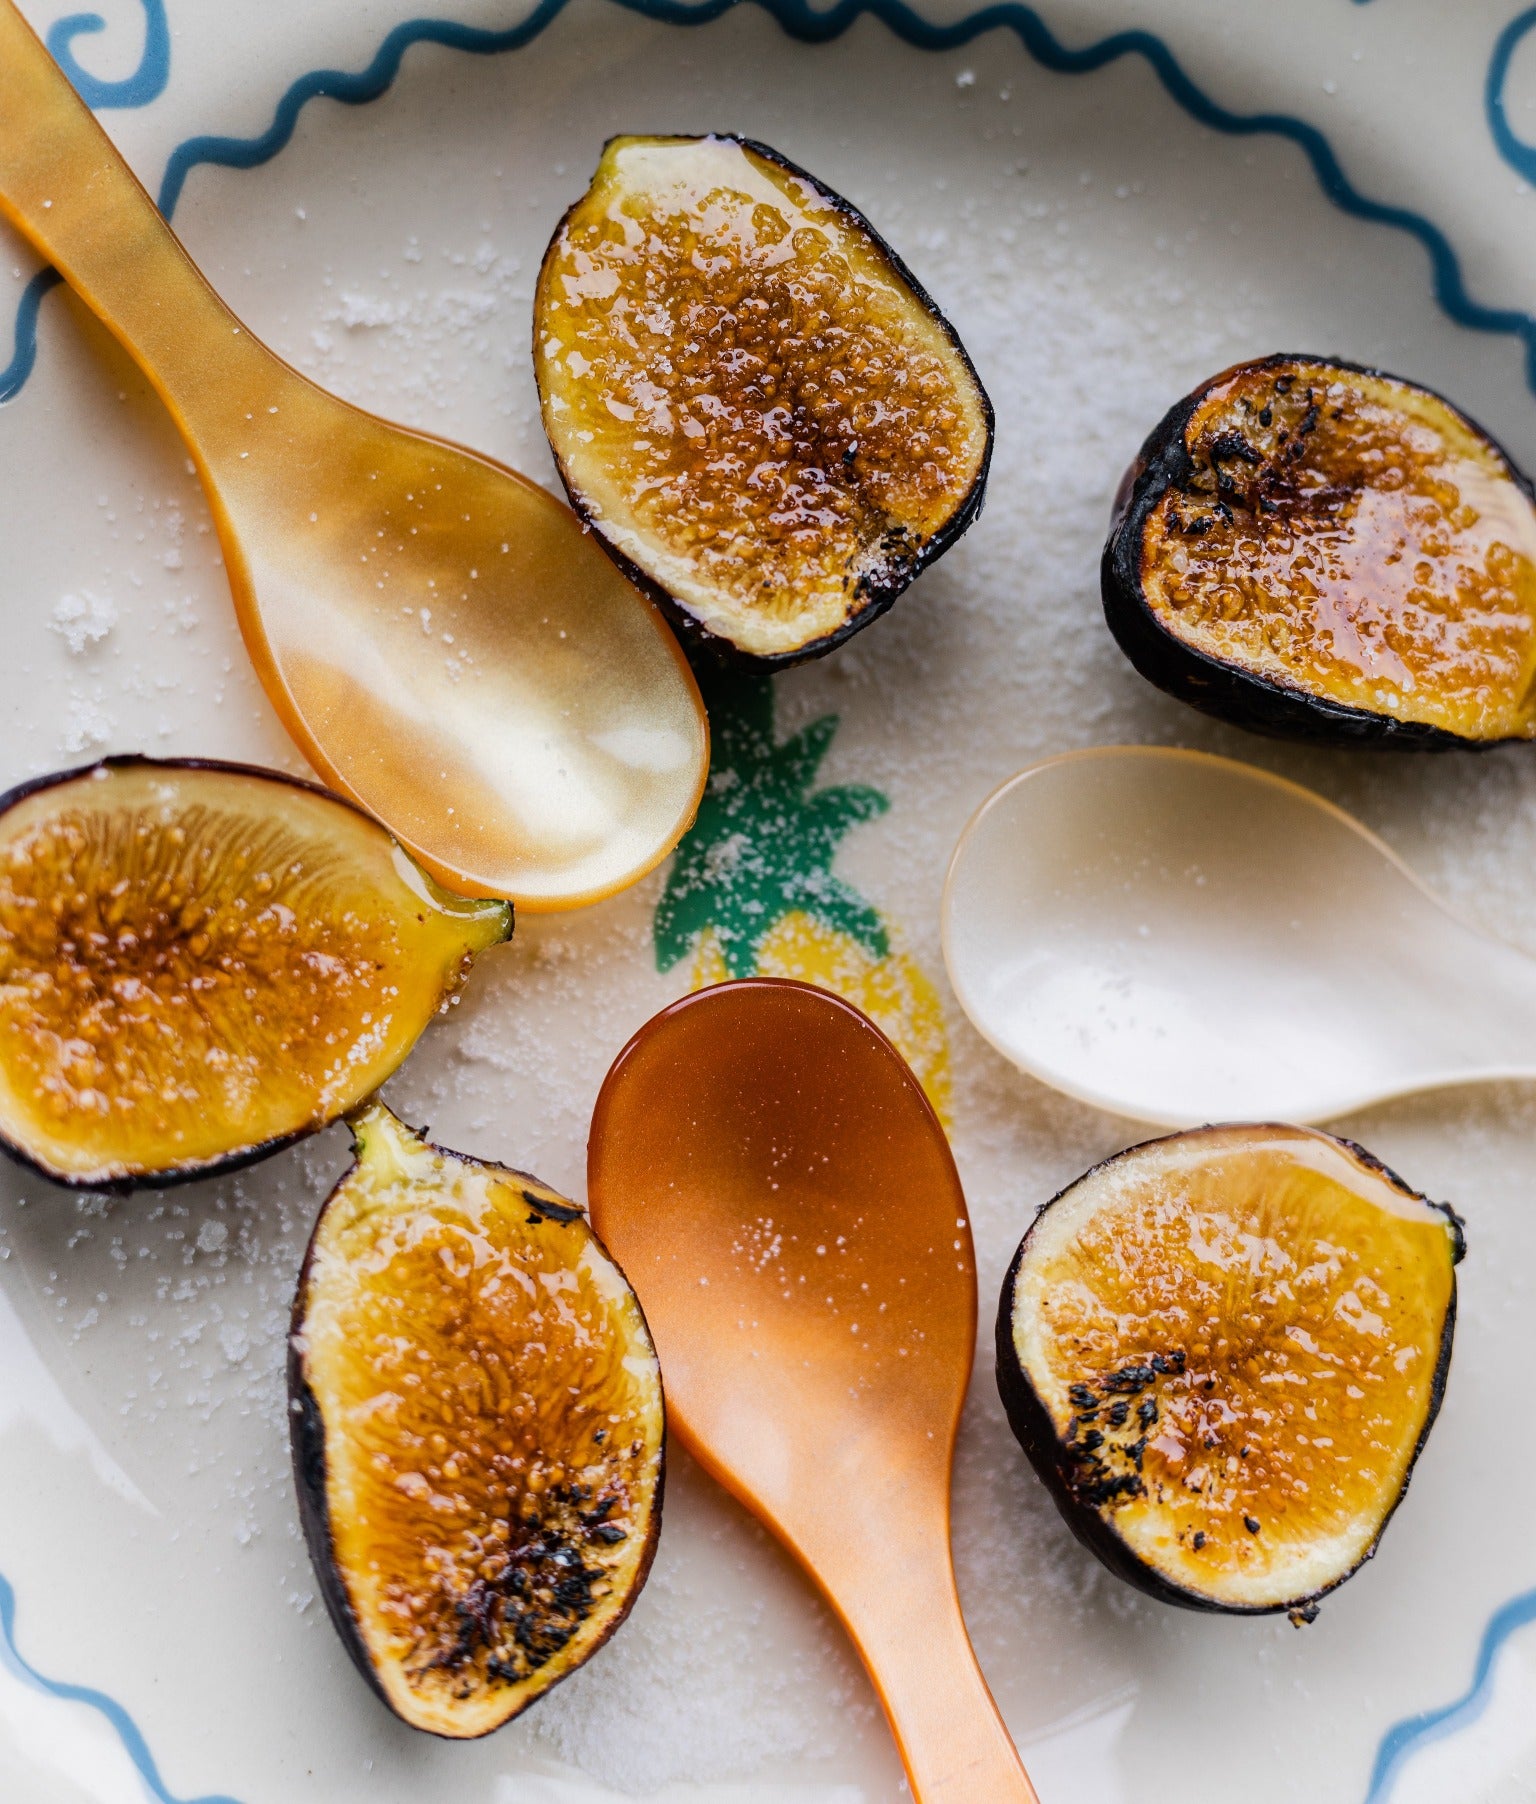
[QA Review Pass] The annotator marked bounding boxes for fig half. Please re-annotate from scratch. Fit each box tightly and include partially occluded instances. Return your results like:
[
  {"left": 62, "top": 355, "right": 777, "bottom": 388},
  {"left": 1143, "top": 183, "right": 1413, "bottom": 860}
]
[
  {"left": 1103, "top": 355, "right": 1536, "bottom": 745},
  {"left": 997, "top": 1124, "right": 1461, "bottom": 1617},
  {"left": 0, "top": 758, "right": 508, "bottom": 1188},
  {"left": 535, "top": 134, "right": 993, "bottom": 667},
  {"left": 290, "top": 1104, "right": 664, "bottom": 1737}
]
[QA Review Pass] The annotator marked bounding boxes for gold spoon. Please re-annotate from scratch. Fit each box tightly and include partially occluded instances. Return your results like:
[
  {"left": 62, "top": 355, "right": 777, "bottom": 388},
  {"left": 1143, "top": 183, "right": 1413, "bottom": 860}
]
[
  {"left": 0, "top": 2, "right": 707, "bottom": 908},
  {"left": 589, "top": 979, "right": 1038, "bottom": 1802}
]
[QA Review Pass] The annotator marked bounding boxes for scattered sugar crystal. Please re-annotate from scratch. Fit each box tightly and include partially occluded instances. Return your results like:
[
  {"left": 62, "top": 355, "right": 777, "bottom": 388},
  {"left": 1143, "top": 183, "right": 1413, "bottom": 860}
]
[
  {"left": 197, "top": 1220, "right": 229, "bottom": 1254},
  {"left": 5, "top": 32, "right": 1535, "bottom": 1802},
  {"left": 60, "top": 692, "right": 113, "bottom": 752},
  {"left": 334, "top": 290, "right": 409, "bottom": 329},
  {"left": 50, "top": 589, "right": 117, "bottom": 654}
]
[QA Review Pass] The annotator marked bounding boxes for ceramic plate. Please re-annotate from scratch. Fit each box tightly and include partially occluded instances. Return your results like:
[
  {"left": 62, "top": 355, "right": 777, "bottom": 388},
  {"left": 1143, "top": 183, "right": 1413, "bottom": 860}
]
[{"left": 4, "top": 1, "right": 1536, "bottom": 1799}]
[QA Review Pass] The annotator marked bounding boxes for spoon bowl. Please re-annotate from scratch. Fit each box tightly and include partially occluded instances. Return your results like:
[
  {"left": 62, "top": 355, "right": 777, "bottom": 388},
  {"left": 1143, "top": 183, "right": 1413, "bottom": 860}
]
[
  {"left": 589, "top": 979, "right": 1036, "bottom": 1803},
  {"left": 0, "top": 3, "right": 708, "bottom": 907},
  {"left": 943, "top": 745, "right": 1536, "bottom": 1124}
]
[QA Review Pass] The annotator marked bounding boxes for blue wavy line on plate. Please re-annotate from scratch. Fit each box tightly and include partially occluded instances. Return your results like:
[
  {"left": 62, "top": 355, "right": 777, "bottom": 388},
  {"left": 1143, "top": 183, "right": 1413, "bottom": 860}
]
[
  {"left": 5, "top": 0, "right": 1536, "bottom": 406},
  {"left": 46, "top": 0, "right": 170, "bottom": 109},
  {"left": 0, "top": 0, "right": 169, "bottom": 403},
  {"left": 0, "top": 269, "right": 62, "bottom": 406},
  {"left": 0, "top": 1571, "right": 243, "bottom": 1804},
  {"left": 1363, "top": 1582, "right": 1536, "bottom": 1801},
  {"left": 1487, "top": 5, "right": 1536, "bottom": 182}
]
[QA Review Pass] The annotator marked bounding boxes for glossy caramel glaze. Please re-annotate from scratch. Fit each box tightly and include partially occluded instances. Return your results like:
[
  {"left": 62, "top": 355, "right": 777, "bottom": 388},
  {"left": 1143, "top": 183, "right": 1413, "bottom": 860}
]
[
  {"left": 1140, "top": 360, "right": 1536, "bottom": 739},
  {"left": 295, "top": 1105, "right": 663, "bottom": 1738},
  {"left": 536, "top": 136, "right": 991, "bottom": 661},
  {"left": 0, "top": 761, "right": 507, "bottom": 1185},
  {"left": 1007, "top": 1125, "right": 1459, "bottom": 1611}
]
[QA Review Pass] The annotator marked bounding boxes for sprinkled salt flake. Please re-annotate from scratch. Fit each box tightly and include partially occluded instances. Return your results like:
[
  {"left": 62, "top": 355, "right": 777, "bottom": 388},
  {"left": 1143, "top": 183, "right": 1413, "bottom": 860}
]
[
  {"left": 50, "top": 589, "right": 117, "bottom": 654},
  {"left": 956, "top": 68, "right": 976, "bottom": 88}
]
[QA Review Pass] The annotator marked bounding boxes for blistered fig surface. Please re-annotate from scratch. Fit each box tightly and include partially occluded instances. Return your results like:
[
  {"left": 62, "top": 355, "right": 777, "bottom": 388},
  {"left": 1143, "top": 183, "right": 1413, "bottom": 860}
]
[
  {"left": 537, "top": 136, "right": 991, "bottom": 660},
  {"left": 1010, "top": 1128, "right": 1458, "bottom": 1609},
  {"left": 1138, "top": 360, "right": 1536, "bottom": 740},
  {"left": 297, "top": 1107, "right": 663, "bottom": 1735},
  {"left": 0, "top": 763, "right": 506, "bottom": 1183}
]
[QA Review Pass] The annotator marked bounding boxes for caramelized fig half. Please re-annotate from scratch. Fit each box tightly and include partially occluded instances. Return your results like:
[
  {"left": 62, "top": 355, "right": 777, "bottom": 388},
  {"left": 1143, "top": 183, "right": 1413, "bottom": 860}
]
[
  {"left": 997, "top": 1124, "right": 1461, "bottom": 1617},
  {"left": 1103, "top": 355, "right": 1536, "bottom": 745},
  {"left": 0, "top": 758, "right": 508, "bottom": 1189},
  {"left": 535, "top": 134, "right": 993, "bottom": 667},
  {"left": 290, "top": 1104, "right": 664, "bottom": 1737}
]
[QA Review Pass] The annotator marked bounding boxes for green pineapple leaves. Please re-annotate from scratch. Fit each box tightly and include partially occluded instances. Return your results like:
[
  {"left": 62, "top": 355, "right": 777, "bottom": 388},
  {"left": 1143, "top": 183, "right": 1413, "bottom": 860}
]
[{"left": 654, "top": 675, "right": 890, "bottom": 980}]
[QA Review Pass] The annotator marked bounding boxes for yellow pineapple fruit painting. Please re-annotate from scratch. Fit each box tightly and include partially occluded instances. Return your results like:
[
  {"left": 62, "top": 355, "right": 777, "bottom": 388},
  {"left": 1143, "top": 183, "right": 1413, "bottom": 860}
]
[{"left": 655, "top": 676, "right": 952, "bottom": 1125}]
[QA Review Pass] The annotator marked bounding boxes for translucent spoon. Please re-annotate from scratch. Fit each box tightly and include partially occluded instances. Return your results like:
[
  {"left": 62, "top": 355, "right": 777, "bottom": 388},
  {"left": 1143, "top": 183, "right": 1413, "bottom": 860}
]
[
  {"left": 943, "top": 744, "right": 1536, "bottom": 1125},
  {"left": 588, "top": 980, "right": 1037, "bottom": 1803},
  {"left": 0, "top": 2, "right": 707, "bottom": 908}
]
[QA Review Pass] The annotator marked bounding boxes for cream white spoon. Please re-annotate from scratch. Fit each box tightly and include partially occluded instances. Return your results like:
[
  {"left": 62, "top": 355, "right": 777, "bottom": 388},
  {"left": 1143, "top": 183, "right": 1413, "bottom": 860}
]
[{"left": 942, "top": 745, "right": 1536, "bottom": 1125}]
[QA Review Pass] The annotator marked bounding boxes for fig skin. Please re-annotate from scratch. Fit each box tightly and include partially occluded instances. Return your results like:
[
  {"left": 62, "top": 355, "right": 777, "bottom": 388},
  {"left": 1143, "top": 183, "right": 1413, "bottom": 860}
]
[
  {"left": 289, "top": 1109, "right": 664, "bottom": 1738},
  {"left": 535, "top": 134, "right": 994, "bottom": 672},
  {"left": 1101, "top": 354, "right": 1536, "bottom": 749},
  {"left": 0, "top": 756, "right": 510, "bottom": 1192},
  {"left": 995, "top": 1124, "right": 1463, "bottom": 1618}
]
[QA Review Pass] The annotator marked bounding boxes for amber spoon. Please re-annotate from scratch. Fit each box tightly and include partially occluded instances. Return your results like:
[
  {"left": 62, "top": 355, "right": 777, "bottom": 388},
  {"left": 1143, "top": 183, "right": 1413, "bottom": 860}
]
[
  {"left": 0, "top": 2, "right": 706, "bottom": 908},
  {"left": 589, "top": 979, "right": 1037, "bottom": 1802},
  {"left": 944, "top": 744, "right": 1536, "bottom": 1124}
]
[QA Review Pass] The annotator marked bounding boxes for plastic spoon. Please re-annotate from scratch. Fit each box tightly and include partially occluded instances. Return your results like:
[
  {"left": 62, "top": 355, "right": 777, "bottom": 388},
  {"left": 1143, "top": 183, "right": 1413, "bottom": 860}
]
[
  {"left": 588, "top": 979, "right": 1037, "bottom": 1804},
  {"left": 0, "top": 2, "right": 707, "bottom": 908},
  {"left": 943, "top": 743, "right": 1536, "bottom": 1125}
]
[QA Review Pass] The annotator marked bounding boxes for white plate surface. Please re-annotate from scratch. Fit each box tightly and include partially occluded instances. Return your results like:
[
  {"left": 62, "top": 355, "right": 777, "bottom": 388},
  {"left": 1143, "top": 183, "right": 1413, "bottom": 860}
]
[{"left": 3, "top": 1, "right": 1536, "bottom": 1800}]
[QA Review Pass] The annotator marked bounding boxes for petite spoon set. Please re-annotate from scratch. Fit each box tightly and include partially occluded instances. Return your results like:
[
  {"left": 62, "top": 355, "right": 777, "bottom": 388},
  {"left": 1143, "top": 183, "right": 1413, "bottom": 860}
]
[{"left": 0, "top": 3, "right": 1512, "bottom": 1798}]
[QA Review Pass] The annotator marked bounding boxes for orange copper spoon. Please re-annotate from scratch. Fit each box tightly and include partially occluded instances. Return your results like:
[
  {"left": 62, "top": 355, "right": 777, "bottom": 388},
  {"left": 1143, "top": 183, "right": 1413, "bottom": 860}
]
[
  {"left": 0, "top": 1, "right": 707, "bottom": 909},
  {"left": 588, "top": 979, "right": 1037, "bottom": 1802}
]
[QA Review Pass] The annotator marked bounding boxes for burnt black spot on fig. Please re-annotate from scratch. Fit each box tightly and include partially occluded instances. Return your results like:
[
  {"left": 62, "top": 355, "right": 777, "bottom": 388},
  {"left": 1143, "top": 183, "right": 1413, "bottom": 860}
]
[{"left": 522, "top": 1189, "right": 584, "bottom": 1225}]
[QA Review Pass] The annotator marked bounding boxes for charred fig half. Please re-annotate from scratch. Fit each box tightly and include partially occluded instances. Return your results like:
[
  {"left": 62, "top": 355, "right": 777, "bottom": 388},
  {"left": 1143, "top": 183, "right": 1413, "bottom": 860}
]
[
  {"left": 535, "top": 134, "right": 993, "bottom": 667},
  {"left": 1103, "top": 355, "right": 1536, "bottom": 745},
  {"left": 997, "top": 1124, "right": 1461, "bottom": 1616},
  {"left": 290, "top": 1103, "right": 664, "bottom": 1737},
  {"left": 0, "top": 758, "right": 508, "bottom": 1189}
]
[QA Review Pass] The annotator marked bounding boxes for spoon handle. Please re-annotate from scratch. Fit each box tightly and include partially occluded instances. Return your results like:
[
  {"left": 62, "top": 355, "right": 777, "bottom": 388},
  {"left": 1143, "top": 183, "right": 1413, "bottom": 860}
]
[
  {"left": 0, "top": 2, "right": 276, "bottom": 445},
  {"left": 836, "top": 1524, "right": 1039, "bottom": 1802}
]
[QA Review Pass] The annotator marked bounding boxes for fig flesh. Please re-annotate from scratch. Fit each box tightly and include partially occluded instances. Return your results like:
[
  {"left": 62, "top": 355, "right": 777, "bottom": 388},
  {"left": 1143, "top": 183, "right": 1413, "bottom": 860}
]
[
  {"left": 0, "top": 758, "right": 508, "bottom": 1188},
  {"left": 1103, "top": 355, "right": 1536, "bottom": 745},
  {"left": 535, "top": 134, "right": 993, "bottom": 667},
  {"left": 997, "top": 1124, "right": 1461, "bottom": 1616},
  {"left": 290, "top": 1104, "right": 664, "bottom": 1737}
]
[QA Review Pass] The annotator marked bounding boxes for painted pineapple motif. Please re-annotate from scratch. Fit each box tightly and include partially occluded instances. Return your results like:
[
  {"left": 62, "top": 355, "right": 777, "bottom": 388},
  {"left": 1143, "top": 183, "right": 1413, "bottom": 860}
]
[{"left": 655, "top": 674, "right": 952, "bottom": 1123}]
